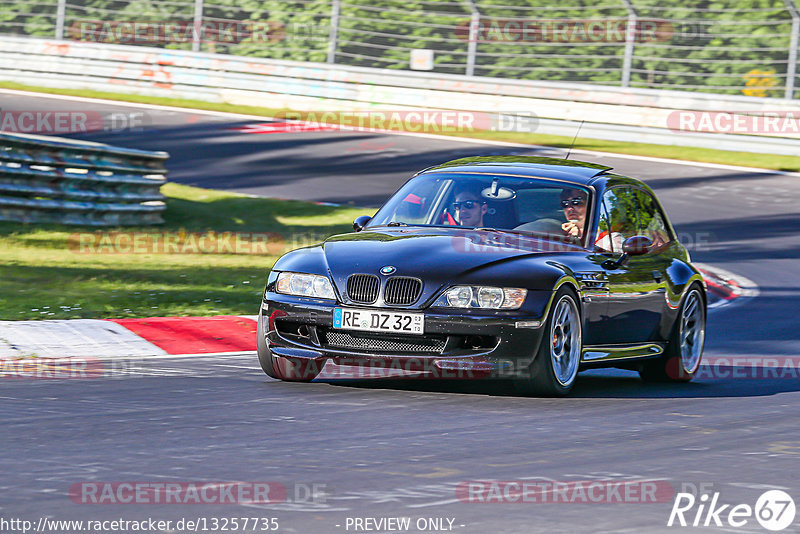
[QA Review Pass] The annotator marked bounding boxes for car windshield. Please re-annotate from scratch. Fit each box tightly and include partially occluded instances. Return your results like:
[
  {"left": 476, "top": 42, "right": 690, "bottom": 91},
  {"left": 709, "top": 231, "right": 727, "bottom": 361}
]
[{"left": 367, "top": 173, "right": 592, "bottom": 243}]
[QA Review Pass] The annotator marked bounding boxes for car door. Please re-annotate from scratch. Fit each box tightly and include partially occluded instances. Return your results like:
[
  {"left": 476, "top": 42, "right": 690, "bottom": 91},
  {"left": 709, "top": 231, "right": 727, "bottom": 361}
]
[
  {"left": 575, "top": 253, "right": 612, "bottom": 346},
  {"left": 629, "top": 187, "right": 674, "bottom": 340},
  {"left": 597, "top": 186, "right": 665, "bottom": 345}
]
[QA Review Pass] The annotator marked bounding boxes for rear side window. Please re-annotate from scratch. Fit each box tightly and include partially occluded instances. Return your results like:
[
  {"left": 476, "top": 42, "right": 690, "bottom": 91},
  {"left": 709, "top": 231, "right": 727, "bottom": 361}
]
[
  {"left": 634, "top": 189, "right": 672, "bottom": 249},
  {"left": 598, "top": 187, "right": 638, "bottom": 253}
]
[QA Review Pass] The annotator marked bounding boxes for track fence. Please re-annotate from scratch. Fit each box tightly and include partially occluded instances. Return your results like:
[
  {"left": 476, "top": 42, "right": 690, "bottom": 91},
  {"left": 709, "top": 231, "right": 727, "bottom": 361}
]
[{"left": 0, "top": 0, "right": 797, "bottom": 99}]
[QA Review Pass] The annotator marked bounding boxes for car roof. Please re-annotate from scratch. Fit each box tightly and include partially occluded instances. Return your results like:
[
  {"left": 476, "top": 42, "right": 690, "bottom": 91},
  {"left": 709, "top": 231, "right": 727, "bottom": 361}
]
[{"left": 418, "top": 156, "right": 613, "bottom": 185}]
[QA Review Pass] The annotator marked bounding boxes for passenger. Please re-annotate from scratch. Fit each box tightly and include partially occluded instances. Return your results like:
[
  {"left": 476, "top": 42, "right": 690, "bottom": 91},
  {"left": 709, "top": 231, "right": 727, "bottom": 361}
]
[
  {"left": 560, "top": 188, "right": 623, "bottom": 251},
  {"left": 560, "top": 188, "right": 588, "bottom": 238}
]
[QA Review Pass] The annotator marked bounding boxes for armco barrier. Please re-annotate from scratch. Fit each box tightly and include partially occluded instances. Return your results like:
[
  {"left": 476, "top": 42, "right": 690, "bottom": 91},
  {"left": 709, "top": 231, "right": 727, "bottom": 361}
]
[
  {"left": 0, "top": 36, "right": 798, "bottom": 156},
  {"left": 0, "top": 132, "right": 167, "bottom": 226}
]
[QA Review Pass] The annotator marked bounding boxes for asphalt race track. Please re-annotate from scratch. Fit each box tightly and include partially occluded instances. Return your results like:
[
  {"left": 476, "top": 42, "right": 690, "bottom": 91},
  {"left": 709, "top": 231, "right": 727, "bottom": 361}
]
[{"left": 2, "top": 91, "right": 800, "bottom": 533}]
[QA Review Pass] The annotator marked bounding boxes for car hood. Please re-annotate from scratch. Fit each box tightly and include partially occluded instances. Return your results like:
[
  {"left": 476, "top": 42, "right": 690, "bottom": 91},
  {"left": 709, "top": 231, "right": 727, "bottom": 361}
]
[{"left": 315, "top": 227, "right": 583, "bottom": 305}]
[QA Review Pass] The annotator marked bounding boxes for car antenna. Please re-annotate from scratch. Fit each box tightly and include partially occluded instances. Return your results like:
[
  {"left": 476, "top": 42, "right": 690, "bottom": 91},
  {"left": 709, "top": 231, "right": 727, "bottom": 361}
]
[{"left": 564, "top": 120, "right": 585, "bottom": 160}]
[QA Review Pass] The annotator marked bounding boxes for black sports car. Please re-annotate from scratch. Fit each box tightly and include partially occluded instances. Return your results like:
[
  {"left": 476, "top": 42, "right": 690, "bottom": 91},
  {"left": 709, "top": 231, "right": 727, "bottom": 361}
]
[{"left": 257, "top": 156, "right": 706, "bottom": 395}]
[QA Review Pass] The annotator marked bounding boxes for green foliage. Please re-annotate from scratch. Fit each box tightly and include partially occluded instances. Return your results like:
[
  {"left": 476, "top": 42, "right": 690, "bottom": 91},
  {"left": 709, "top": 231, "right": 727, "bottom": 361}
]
[
  {"left": 629, "top": 0, "right": 794, "bottom": 95},
  {"left": 206, "top": 0, "right": 331, "bottom": 61},
  {"left": 1, "top": 0, "right": 797, "bottom": 96},
  {"left": 0, "top": 0, "right": 59, "bottom": 37}
]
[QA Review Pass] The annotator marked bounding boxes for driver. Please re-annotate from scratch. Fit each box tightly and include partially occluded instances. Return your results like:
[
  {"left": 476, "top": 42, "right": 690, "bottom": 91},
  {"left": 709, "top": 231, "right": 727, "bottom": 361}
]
[
  {"left": 560, "top": 187, "right": 624, "bottom": 251},
  {"left": 560, "top": 188, "right": 588, "bottom": 238},
  {"left": 452, "top": 186, "right": 488, "bottom": 227}
]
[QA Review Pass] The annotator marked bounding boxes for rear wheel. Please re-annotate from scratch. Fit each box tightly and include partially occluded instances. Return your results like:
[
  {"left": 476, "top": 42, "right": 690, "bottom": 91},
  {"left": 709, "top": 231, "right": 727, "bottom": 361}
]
[
  {"left": 639, "top": 285, "right": 705, "bottom": 382},
  {"left": 257, "top": 315, "right": 321, "bottom": 382},
  {"left": 515, "top": 287, "right": 582, "bottom": 396}
]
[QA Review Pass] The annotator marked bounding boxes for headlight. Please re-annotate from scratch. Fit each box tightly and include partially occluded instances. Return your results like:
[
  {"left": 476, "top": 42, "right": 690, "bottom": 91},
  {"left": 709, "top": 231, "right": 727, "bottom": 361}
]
[
  {"left": 477, "top": 287, "right": 503, "bottom": 308},
  {"left": 446, "top": 286, "right": 473, "bottom": 307},
  {"left": 501, "top": 288, "right": 527, "bottom": 309},
  {"left": 434, "top": 285, "right": 527, "bottom": 309},
  {"left": 275, "top": 272, "right": 336, "bottom": 300}
]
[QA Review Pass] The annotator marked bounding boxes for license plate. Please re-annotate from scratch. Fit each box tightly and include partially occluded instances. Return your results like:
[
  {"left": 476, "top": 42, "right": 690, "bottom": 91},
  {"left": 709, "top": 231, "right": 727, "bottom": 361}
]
[{"left": 333, "top": 308, "right": 424, "bottom": 334}]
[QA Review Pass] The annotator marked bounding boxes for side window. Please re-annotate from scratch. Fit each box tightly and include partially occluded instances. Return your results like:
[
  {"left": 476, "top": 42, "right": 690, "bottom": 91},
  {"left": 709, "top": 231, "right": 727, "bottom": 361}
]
[
  {"left": 634, "top": 189, "right": 672, "bottom": 249},
  {"left": 598, "top": 187, "right": 638, "bottom": 253},
  {"left": 597, "top": 199, "right": 615, "bottom": 252}
]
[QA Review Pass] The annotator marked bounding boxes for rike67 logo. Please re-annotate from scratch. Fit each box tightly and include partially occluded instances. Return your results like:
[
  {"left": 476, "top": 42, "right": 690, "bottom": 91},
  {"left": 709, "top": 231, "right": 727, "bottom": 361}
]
[{"left": 668, "top": 489, "right": 796, "bottom": 531}]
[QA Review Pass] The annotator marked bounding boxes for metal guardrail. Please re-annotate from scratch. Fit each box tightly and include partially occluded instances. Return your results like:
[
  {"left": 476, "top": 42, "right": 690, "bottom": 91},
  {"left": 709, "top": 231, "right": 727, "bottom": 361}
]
[
  {"left": 0, "top": 132, "right": 168, "bottom": 225},
  {"left": 0, "top": 36, "right": 798, "bottom": 156}
]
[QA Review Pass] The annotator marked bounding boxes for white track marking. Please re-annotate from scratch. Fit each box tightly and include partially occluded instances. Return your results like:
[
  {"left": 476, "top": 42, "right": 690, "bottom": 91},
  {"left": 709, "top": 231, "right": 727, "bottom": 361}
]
[
  {"left": 0, "top": 319, "right": 167, "bottom": 359},
  {"left": 695, "top": 263, "right": 761, "bottom": 310}
]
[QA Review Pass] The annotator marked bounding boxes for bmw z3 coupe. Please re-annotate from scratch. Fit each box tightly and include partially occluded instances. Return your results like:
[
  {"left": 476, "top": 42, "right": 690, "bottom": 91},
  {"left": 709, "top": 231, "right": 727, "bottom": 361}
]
[{"left": 257, "top": 156, "right": 707, "bottom": 395}]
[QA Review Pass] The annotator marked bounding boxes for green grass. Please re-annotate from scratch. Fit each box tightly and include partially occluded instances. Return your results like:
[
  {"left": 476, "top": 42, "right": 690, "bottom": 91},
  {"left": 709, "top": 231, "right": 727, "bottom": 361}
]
[
  {"left": 2, "top": 81, "right": 799, "bottom": 172},
  {"left": 0, "top": 183, "right": 367, "bottom": 320}
]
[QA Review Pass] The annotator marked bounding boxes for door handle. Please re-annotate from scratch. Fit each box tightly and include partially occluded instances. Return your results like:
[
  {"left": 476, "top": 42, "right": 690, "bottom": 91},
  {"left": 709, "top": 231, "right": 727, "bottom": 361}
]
[{"left": 652, "top": 270, "right": 663, "bottom": 282}]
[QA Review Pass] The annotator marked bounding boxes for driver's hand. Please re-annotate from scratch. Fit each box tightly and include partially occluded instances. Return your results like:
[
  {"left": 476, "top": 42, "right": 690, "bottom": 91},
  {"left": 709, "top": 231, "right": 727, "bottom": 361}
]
[{"left": 562, "top": 220, "right": 582, "bottom": 237}]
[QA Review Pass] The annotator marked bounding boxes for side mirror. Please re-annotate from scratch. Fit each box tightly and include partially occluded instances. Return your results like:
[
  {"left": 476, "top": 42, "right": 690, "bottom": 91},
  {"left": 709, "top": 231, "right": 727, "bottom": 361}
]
[
  {"left": 622, "top": 235, "right": 653, "bottom": 256},
  {"left": 353, "top": 215, "right": 371, "bottom": 232},
  {"left": 602, "top": 235, "right": 653, "bottom": 270}
]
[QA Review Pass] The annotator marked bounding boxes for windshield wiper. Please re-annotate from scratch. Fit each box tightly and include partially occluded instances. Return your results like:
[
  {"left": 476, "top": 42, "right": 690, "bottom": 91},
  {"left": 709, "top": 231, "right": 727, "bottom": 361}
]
[{"left": 387, "top": 221, "right": 408, "bottom": 227}]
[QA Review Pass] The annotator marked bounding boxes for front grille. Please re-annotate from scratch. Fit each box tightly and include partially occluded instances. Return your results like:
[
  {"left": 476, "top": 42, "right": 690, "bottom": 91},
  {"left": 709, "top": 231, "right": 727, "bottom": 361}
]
[
  {"left": 384, "top": 277, "right": 422, "bottom": 305},
  {"left": 347, "top": 274, "right": 380, "bottom": 304},
  {"left": 321, "top": 329, "right": 446, "bottom": 354}
]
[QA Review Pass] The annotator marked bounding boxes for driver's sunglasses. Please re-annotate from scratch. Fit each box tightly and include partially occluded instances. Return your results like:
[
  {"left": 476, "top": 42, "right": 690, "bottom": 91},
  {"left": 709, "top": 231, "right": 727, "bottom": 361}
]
[
  {"left": 560, "top": 197, "right": 586, "bottom": 208},
  {"left": 452, "top": 200, "right": 481, "bottom": 210}
]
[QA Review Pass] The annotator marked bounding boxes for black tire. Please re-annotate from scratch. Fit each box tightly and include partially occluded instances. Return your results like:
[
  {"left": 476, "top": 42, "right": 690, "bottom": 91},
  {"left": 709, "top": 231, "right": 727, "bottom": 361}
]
[
  {"left": 639, "top": 284, "right": 706, "bottom": 383},
  {"left": 514, "top": 286, "right": 582, "bottom": 396},
  {"left": 257, "top": 314, "right": 321, "bottom": 382}
]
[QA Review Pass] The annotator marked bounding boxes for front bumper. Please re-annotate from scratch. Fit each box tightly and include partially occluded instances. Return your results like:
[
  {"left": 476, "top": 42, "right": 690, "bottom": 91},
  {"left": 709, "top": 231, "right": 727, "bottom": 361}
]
[{"left": 259, "top": 292, "right": 550, "bottom": 379}]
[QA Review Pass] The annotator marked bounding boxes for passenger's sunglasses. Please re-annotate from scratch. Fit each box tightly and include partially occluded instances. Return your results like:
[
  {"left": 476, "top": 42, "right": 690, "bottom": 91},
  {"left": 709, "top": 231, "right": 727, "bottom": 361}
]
[
  {"left": 560, "top": 197, "right": 586, "bottom": 208},
  {"left": 452, "top": 200, "right": 481, "bottom": 210}
]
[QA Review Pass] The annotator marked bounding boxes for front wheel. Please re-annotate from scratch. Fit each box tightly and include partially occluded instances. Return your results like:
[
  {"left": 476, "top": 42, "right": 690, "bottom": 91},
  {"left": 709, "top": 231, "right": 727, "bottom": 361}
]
[
  {"left": 639, "top": 285, "right": 706, "bottom": 382},
  {"left": 515, "top": 287, "right": 582, "bottom": 396}
]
